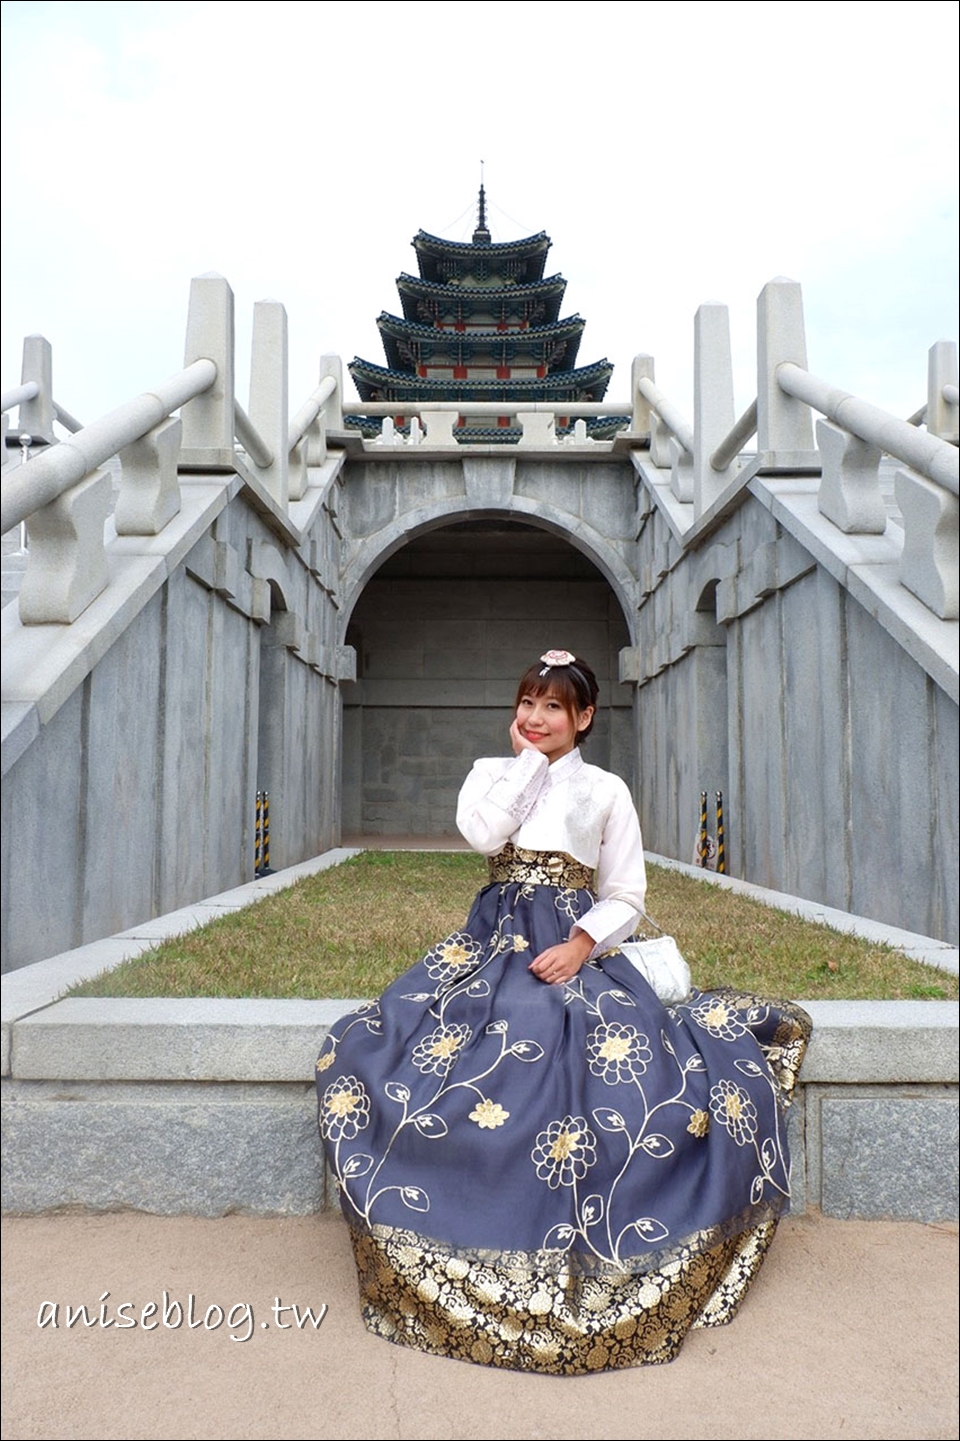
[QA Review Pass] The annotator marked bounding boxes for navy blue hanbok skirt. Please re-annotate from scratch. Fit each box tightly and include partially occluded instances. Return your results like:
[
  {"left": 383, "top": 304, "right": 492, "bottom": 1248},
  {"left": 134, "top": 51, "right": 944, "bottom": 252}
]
[{"left": 316, "top": 847, "right": 811, "bottom": 1374}]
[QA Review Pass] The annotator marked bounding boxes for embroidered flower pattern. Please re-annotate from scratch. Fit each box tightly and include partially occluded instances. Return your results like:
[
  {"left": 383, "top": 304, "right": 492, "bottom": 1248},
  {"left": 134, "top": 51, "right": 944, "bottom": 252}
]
[
  {"left": 315, "top": 1049, "right": 335, "bottom": 1073},
  {"left": 320, "top": 1076, "right": 370, "bottom": 1141},
  {"left": 412, "top": 1024, "right": 472, "bottom": 1076},
  {"left": 586, "top": 1023, "right": 653, "bottom": 1084},
  {"left": 686, "top": 1109, "right": 710, "bottom": 1137},
  {"left": 709, "top": 1079, "right": 758, "bottom": 1145},
  {"left": 512, "top": 935, "right": 530, "bottom": 952},
  {"left": 689, "top": 996, "right": 748, "bottom": 1041},
  {"left": 554, "top": 890, "right": 580, "bottom": 922},
  {"left": 423, "top": 932, "right": 482, "bottom": 981},
  {"left": 532, "top": 1116, "right": 597, "bottom": 1189},
  {"left": 469, "top": 1099, "right": 510, "bottom": 1129}
]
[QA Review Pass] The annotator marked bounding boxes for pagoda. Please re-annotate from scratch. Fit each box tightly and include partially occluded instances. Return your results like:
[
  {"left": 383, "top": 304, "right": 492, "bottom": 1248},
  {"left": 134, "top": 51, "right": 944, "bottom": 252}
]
[{"left": 347, "top": 189, "right": 621, "bottom": 442}]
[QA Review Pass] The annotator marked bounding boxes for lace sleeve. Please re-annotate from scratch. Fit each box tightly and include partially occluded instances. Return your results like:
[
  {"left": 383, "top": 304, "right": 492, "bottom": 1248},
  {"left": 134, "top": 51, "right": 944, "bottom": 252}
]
[
  {"left": 570, "top": 780, "right": 647, "bottom": 957},
  {"left": 456, "top": 751, "right": 550, "bottom": 855}
]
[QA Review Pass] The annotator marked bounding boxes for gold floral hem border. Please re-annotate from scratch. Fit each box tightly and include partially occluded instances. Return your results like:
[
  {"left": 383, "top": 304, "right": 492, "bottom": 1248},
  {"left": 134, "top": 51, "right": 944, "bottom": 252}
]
[
  {"left": 351, "top": 1194, "right": 786, "bottom": 1281},
  {"left": 349, "top": 1216, "right": 778, "bottom": 1374}
]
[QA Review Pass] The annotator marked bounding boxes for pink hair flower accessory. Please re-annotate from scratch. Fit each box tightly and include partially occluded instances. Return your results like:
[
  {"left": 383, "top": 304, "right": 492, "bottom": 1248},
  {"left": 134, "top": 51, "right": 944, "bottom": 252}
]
[{"left": 539, "top": 649, "right": 577, "bottom": 673}]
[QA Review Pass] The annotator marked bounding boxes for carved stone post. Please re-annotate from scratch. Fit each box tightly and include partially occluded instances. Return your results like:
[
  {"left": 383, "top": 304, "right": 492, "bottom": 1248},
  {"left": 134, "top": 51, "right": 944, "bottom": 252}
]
[
  {"left": 421, "top": 410, "right": 459, "bottom": 447},
  {"left": 19, "top": 335, "right": 56, "bottom": 446},
  {"left": 19, "top": 469, "right": 111, "bottom": 623},
  {"left": 249, "top": 299, "right": 289, "bottom": 507},
  {"left": 895, "top": 466, "right": 959, "bottom": 619},
  {"left": 670, "top": 438, "right": 693, "bottom": 503},
  {"left": 927, "top": 340, "right": 959, "bottom": 444},
  {"left": 649, "top": 412, "right": 673, "bottom": 468},
  {"left": 319, "top": 355, "right": 344, "bottom": 431},
  {"left": 180, "top": 273, "right": 235, "bottom": 462},
  {"left": 518, "top": 412, "right": 557, "bottom": 447},
  {"left": 694, "top": 303, "right": 736, "bottom": 516},
  {"left": 757, "top": 277, "right": 815, "bottom": 460},
  {"left": 631, "top": 355, "right": 655, "bottom": 435},
  {"left": 115, "top": 416, "right": 182, "bottom": 535}
]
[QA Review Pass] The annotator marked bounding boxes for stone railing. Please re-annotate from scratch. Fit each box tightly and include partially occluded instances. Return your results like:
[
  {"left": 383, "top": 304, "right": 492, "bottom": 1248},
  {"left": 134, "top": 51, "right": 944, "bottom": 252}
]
[
  {"left": 1, "top": 275, "right": 345, "bottom": 625},
  {"left": 630, "top": 279, "right": 959, "bottom": 622},
  {"left": 340, "top": 400, "right": 636, "bottom": 448},
  {"left": 3, "top": 273, "right": 957, "bottom": 626}
]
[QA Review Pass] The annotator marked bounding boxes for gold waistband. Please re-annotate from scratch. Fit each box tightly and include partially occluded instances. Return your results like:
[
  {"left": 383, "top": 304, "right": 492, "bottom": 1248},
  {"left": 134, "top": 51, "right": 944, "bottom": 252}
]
[{"left": 487, "top": 843, "right": 595, "bottom": 891}]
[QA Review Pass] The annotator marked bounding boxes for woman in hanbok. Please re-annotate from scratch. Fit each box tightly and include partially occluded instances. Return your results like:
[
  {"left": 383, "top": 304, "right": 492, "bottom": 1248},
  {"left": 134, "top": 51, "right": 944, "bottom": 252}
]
[{"left": 316, "top": 651, "right": 811, "bottom": 1374}]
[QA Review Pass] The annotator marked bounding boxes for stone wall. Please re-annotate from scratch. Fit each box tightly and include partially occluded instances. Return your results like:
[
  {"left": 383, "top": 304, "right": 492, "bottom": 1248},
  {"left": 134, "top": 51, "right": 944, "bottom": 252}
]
[
  {"left": 631, "top": 478, "right": 958, "bottom": 942},
  {"left": 1, "top": 474, "right": 346, "bottom": 971}
]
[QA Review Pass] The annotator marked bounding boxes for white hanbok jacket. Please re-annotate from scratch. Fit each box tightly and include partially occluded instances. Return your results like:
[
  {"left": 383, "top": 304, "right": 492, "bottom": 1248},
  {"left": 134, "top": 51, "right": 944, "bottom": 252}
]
[{"left": 456, "top": 747, "right": 647, "bottom": 957}]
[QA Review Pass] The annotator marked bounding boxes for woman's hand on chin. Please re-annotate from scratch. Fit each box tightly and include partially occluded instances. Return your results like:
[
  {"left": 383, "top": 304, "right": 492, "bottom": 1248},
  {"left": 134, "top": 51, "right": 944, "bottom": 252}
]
[
  {"left": 510, "top": 717, "right": 540, "bottom": 756},
  {"left": 529, "top": 933, "right": 593, "bottom": 985}
]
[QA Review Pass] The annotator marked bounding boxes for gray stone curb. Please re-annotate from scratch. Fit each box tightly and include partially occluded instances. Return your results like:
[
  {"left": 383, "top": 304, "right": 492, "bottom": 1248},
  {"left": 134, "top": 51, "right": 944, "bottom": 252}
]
[
  {"left": 10, "top": 997, "right": 363, "bottom": 1082},
  {"left": 4, "top": 995, "right": 956, "bottom": 1086},
  {"left": 645, "top": 852, "right": 959, "bottom": 975},
  {"left": 0, "top": 847, "right": 362, "bottom": 1070}
]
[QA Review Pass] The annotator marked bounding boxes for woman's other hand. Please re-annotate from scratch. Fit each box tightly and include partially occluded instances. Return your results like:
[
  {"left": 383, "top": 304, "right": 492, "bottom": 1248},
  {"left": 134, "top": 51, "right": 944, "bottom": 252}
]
[{"left": 529, "top": 931, "right": 594, "bottom": 985}]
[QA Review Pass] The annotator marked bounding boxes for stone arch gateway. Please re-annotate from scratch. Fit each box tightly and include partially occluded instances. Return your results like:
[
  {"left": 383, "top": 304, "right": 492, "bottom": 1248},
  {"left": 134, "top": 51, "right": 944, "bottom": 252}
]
[{"left": 339, "top": 512, "right": 635, "bottom": 837}]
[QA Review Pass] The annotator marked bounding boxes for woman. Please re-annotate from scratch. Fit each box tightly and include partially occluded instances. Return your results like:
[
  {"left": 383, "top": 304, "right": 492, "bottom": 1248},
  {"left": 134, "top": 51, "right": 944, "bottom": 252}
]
[{"left": 316, "top": 651, "right": 811, "bottom": 1373}]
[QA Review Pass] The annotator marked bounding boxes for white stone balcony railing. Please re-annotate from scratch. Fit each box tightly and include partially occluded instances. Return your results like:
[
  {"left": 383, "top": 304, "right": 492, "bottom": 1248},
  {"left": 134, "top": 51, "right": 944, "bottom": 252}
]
[
  {"left": 2, "top": 272, "right": 957, "bottom": 628},
  {"left": 1, "top": 275, "right": 345, "bottom": 624},
  {"left": 628, "top": 280, "right": 958, "bottom": 623},
  {"left": 339, "top": 401, "right": 635, "bottom": 449}
]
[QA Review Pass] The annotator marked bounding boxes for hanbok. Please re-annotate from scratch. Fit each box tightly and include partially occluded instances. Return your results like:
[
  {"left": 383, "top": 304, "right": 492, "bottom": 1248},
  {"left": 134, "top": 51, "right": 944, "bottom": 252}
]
[{"left": 316, "top": 748, "right": 811, "bottom": 1374}]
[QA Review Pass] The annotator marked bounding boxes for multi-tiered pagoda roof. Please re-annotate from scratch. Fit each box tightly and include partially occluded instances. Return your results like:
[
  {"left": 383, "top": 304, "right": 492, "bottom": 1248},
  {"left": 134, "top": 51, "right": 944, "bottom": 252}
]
[{"left": 347, "top": 190, "right": 620, "bottom": 442}]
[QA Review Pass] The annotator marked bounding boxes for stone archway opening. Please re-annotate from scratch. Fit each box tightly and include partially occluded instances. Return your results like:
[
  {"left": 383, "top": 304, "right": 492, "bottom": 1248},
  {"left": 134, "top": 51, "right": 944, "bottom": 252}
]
[{"left": 341, "top": 519, "right": 632, "bottom": 840}]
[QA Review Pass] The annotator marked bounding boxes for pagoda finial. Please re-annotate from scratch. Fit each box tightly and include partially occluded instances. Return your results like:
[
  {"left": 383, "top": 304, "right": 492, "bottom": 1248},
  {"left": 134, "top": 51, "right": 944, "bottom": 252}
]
[{"left": 473, "top": 165, "right": 491, "bottom": 245}]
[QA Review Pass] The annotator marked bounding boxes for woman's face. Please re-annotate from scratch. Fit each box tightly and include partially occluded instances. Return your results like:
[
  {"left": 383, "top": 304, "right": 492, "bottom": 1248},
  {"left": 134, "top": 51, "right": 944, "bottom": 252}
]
[{"left": 515, "top": 690, "right": 593, "bottom": 764}]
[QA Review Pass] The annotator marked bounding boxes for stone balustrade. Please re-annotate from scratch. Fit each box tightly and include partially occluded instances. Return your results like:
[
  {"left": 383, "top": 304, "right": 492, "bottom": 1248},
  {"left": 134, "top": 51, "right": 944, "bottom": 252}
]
[
  {"left": 3, "top": 272, "right": 957, "bottom": 626},
  {"left": 1, "top": 278, "right": 343, "bottom": 623},
  {"left": 629, "top": 278, "right": 959, "bottom": 622}
]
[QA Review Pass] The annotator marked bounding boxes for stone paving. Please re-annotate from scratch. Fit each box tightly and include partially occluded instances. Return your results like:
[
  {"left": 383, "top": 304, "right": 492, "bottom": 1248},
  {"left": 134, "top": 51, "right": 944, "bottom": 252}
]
[{"left": 1, "top": 1210, "right": 957, "bottom": 1441}]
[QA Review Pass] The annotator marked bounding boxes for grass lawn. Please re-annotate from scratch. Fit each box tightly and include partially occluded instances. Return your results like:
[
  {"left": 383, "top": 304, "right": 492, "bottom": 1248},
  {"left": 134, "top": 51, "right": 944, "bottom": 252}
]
[{"left": 66, "top": 852, "right": 958, "bottom": 1002}]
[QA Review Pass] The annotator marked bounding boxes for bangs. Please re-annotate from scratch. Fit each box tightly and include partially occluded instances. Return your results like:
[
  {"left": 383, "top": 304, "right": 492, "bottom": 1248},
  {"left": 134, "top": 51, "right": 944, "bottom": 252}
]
[{"left": 514, "top": 664, "right": 583, "bottom": 715}]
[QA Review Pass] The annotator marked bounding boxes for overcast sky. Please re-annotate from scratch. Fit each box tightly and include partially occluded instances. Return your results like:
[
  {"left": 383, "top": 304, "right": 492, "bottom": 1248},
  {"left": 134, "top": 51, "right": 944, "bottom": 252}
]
[{"left": 2, "top": 0, "right": 957, "bottom": 431}]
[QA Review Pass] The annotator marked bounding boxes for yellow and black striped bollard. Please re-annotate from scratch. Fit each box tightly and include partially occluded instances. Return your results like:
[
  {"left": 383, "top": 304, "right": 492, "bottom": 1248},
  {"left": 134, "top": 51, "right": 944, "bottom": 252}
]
[{"left": 260, "top": 790, "right": 271, "bottom": 875}]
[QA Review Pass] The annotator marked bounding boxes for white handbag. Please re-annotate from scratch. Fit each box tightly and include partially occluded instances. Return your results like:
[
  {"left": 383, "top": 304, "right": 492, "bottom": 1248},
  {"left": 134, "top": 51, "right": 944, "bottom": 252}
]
[{"left": 619, "top": 914, "right": 691, "bottom": 1004}]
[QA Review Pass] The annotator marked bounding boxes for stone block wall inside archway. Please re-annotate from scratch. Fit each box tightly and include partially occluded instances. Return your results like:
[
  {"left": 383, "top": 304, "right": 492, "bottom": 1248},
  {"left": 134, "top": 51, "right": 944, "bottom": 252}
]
[{"left": 341, "top": 522, "right": 633, "bottom": 837}]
